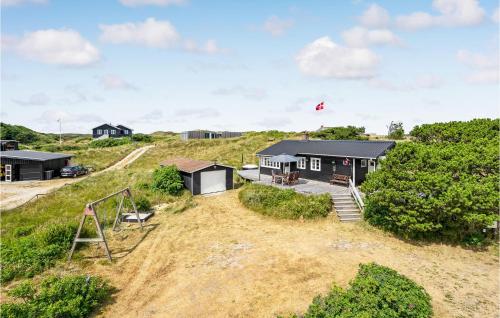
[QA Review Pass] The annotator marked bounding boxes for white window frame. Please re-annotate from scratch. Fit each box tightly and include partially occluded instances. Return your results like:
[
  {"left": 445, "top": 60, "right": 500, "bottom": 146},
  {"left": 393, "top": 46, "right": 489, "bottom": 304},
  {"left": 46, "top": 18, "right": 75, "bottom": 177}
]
[
  {"left": 260, "top": 157, "right": 280, "bottom": 169},
  {"left": 361, "top": 159, "right": 367, "bottom": 167},
  {"left": 97, "top": 129, "right": 102, "bottom": 134},
  {"left": 104, "top": 129, "right": 109, "bottom": 135},
  {"left": 124, "top": 130, "right": 128, "bottom": 135},
  {"left": 310, "top": 157, "right": 321, "bottom": 171},
  {"left": 111, "top": 129, "right": 116, "bottom": 135},
  {"left": 297, "top": 157, "right": 306, "bottom": 169}
]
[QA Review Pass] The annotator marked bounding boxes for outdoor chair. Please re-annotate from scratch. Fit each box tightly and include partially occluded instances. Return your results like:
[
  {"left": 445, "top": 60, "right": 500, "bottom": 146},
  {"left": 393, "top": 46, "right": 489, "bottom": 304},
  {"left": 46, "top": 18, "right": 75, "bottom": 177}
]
[{"left": 272, "top": 170, "right": 283, "bottom": 184}]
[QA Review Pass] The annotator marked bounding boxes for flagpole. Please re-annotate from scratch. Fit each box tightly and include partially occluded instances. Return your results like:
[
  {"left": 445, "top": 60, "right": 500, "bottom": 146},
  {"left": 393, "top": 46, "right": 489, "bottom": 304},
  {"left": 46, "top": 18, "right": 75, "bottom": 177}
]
[{"left": 58, "top": 119, "right": 62, "bottom": 145}]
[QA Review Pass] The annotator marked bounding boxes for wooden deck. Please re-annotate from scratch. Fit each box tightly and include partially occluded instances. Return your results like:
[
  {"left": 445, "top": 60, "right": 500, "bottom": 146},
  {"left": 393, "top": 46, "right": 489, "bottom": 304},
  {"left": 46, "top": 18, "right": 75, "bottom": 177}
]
[{"left": 237, "top": 169, "right": 350, "bottom": 196}]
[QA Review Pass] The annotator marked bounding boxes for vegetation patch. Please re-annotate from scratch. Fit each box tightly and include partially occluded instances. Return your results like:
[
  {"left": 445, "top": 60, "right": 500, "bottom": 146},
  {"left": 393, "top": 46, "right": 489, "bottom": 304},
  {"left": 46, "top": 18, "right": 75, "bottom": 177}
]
[
  {"left": 281, "top": 263, "right": 432, "bottom": 318},
  {"left": 362, "top": 119, "right": 499, "bottom": 243},
  {"left": 1, "top": 275, "right": 113, "bottom": 318},
  {"left": 89, "top": 137, "right": 131, "bottom": 148},
  {"left": 310, "top": 126, "right": 367, "bottom": 140},
  {"left": 151, "top": 165, "right": 184, "bottom": 195},
  {"left": 239, "top": 184, "right": 331, "bottom": 219},
  {"left": 131, "top": 133, "right": 153, "bottom": 143},
  {"left": 0, "top": 223, "right": 83, "bottom": 283}
]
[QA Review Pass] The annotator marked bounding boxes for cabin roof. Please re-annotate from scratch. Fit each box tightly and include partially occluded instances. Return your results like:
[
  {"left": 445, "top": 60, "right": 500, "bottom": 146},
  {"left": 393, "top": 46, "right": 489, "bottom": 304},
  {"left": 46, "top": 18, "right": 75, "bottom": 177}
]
[
  {"left": 0, "top": 150, "right": 73, "bottom": 161},
  {"left": 160, "top": 157, "right": 233, "bottom": 173},
  {"left": 257, "top": 140, "right": 396, "bottom": 159}
]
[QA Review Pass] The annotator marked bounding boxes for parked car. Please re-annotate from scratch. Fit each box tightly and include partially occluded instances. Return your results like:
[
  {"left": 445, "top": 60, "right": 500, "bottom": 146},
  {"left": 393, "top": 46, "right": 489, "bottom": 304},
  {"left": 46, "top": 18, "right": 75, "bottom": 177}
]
[{"left": 60, "top": 165, "right": 89, "bottom": 178}]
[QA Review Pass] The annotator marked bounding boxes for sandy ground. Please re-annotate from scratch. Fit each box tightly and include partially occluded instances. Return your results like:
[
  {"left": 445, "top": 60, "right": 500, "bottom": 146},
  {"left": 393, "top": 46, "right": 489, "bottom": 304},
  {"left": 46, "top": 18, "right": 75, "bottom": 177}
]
[
  {"left": 0, "top": 145, "right": 154, "bottom": 211},
  {"left": 83, "top": 190, "right": 499, "bottom": 318}
]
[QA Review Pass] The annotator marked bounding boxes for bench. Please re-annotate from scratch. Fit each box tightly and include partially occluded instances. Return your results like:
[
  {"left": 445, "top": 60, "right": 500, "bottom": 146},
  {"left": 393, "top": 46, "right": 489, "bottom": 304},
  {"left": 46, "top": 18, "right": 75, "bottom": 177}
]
[{"left": 330, "top": 174, "right": 350, "bottom": 186}]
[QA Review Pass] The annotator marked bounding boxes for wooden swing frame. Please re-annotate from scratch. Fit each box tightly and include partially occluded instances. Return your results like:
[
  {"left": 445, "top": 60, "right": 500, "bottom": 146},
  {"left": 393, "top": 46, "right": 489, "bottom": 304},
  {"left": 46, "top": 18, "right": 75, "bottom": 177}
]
[{"left": 68, "top": 187, "right": 143, "bottom": 262}]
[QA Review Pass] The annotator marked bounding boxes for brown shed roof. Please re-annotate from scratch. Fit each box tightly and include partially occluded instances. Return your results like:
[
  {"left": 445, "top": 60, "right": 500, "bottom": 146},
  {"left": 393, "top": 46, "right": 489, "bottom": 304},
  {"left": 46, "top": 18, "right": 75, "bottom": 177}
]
[{"left": 160, "top": 157, "right": 233, "bottom": 173}]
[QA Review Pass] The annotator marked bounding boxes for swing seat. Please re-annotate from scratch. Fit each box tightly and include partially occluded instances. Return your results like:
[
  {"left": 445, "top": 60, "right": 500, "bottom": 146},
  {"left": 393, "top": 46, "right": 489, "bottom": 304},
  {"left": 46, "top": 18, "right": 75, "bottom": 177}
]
[{"left": 121, "top": 212, "right": 154, "bottom": 223}]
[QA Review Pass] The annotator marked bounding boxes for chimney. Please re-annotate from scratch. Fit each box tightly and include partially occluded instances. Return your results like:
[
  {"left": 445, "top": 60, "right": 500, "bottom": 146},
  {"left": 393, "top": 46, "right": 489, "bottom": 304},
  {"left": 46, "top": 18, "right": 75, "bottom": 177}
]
[{"left": 303, "top": 132, "right": 309, "bottom": 141}]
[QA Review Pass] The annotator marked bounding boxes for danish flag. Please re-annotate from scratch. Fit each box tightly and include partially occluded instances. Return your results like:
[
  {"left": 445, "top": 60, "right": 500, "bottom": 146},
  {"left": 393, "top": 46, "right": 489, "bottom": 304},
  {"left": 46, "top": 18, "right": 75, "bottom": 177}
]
[{"left": 315, "top": 101, "right": 325, "bottom": 111}]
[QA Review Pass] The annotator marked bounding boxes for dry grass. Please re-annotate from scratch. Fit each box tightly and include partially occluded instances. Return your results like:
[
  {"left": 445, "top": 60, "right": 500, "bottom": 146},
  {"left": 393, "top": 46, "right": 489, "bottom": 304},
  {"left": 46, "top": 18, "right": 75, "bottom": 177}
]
[{"left": 73, "top": 190, "right": 499, "bottom": 318}]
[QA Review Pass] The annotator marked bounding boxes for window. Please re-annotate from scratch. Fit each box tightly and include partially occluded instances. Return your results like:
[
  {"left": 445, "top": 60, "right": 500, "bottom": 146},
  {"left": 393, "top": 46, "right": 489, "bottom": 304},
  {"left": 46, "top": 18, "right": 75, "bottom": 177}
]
[
  {"left": 297, "top": 157, "right": 306, "bottom": 169},
  {"left": 104, "top": 129, "right": 108, "bottom": 135},
  {"left": 361, "top": 159, "right": 367, "bottom": 167},
  {"left": 97, "top": 129, "right": 102, "bottom": 135},
  {"left": 111, "top": 129, "right": 116, "bottom": 135},
  {"left": 261, "top": 157, "right": 280, "bottom": 169},
  {"left": 310, "top": 157, "right": 321, "bottom": 171},
  {"left": 124, "top": 130, "right": 128, "bottom": 135}
]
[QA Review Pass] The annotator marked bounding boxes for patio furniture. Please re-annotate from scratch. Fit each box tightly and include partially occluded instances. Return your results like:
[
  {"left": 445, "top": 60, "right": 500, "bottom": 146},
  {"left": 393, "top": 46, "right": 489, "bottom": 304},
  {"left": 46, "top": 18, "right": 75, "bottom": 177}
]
[
  {"left": 282, "top": 171, "right": 300, "bottom": 185},
  {"left": 330, "top": 174, "right": 350, "bottom": 186},
  {"left": 272, "top": 170, "right": 284, "bottom": 184}
]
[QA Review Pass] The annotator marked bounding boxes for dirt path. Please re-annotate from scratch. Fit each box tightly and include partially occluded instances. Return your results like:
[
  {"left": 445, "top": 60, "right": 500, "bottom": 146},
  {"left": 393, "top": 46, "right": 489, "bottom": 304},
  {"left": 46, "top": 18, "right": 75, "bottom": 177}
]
[
  {"left": 88, "top": 191, "right": 499, "bottom": 318},
  {"left": 0, "top": 145, "right": 154, "bottom": 211}
]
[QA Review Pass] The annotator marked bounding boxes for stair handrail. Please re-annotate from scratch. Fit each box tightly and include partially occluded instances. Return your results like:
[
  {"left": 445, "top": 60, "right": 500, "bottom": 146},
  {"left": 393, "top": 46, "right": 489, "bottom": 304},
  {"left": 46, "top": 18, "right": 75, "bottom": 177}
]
[{"left": 349, "top": 179, "right": 364, "bottom": 212}]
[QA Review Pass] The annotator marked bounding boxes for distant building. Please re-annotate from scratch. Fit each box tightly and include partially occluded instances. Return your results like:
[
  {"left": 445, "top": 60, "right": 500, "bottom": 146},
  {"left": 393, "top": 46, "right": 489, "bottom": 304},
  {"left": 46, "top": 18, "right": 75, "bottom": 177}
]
[
  {"left": 180, "top": 130, "right": 242, "bottom": 141},
  {"left": 92, "top": 124, "right": 133, "bottom": 139},
  {"left": 0, "top": 140, "right": 19, "bottom": 151}
]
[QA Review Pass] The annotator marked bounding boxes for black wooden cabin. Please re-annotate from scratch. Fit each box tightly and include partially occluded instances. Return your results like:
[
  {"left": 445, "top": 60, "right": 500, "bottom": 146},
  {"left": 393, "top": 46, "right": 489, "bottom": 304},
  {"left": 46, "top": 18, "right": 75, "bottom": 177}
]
[
  {"left": 0, "top": 150, "right": 72, "bottom": 181},
  {"left": 92, "top": 124, "right": 133, "bottom": 139},
  {"left": 257, "top": 140, "right": 395, "bottom": 186}
]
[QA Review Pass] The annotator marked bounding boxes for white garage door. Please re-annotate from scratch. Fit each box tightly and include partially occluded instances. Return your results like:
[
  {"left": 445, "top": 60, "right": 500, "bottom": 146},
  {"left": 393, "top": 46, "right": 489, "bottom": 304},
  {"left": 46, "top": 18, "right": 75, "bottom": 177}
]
[{"left": 200, "top": 170, "right": 226, "bottom": 194}]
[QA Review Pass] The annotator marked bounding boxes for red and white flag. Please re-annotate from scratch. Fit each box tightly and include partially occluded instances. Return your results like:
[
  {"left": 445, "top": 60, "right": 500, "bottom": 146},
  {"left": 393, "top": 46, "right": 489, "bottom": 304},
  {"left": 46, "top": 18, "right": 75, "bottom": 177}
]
[{"left": 315, "top": 101, "right": 325, "bottom": 111}]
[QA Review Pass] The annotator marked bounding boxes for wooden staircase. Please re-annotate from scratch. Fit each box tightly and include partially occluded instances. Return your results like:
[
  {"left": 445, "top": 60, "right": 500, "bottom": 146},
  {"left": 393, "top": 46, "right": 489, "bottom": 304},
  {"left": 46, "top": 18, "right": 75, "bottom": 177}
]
[{"left": 332, "top": 193, "right": 362, "bottom": 222}]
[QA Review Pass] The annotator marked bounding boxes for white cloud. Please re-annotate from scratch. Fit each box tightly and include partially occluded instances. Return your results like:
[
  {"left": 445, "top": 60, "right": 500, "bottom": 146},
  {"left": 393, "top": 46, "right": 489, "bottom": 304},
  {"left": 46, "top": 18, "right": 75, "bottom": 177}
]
[
  {"left": 1, "top": 0, "right": 47, "bottom": 7},
  {"left": 263, "top": 16, "right": 294, "bottom": 36},
  {"left": 12, "top": 93, "right": 50, "bottom": 106},
  {"left": 212, "top": 86, "right": 267, "bottom": 100},
  {"left": 175, "top": 107, "right": 220, "bottom": 118},
  {"left": 38, "top": 110, "right": 104, "bottom": 124},
  {"left": 396, "top": 0, "right": 485, "bottom": 30},
  {"left": 296, "top": 36, "right": 379, "bottom": 79},
  {"left": 4, "top": 29, "right": 99, "bottom": 66},
  {"left": 492, "top": 7, "right": 500, "bottom": 23},
  {"left": 129, "top": 109, "right": 164, "bottom": 123},
  {"left": 457, "top": 50, "right": 499, "bottom": 84},
  {"left": 183, "top": 39, "right": 225, "bottom": 54},
  {"left": 358, "top": 4, "right": 390, "bottom": 28},
  {"left": 368, "top": 74, "right": 444, "bottom": 91},
  {"left": 342, "top": 27, "right": 400, "bottom": 48},
  {"left": 99, "top": 18, "right": 180, "bottom": 48},
  {"left": 118, "top": 0, "right": 186, "bottom": 7},
  {"left": 100, "top": 74, "right": 137, "bottom": 90}
]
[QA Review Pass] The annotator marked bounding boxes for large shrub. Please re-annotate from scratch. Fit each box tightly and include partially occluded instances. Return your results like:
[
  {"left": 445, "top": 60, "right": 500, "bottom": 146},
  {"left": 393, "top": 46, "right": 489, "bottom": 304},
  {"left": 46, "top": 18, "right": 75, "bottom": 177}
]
[
  {"left": 239, "top": 184, "right": 331, "bottom": 219},
  {"left": 89, "top": 138, "right": 130, "bottom": 148},
  {"left": 310, "top": 126, "right": 367, "bottom": 140},
  {"left": 362, "top": 119, "right": 499, "bottom": 242},
  {"left": 410, "top": 118, "right": 499, "bottom": 143},
  {"left": 1, "top": 275, "right": 113, "bottom": 318},
  {"left": 131, "top": 133, "right": 153, "bottom": 143},
  {"left": 1, "top": 223, "right": 81, "bottom": 283},
  {"left": 298, "top": 263, "right": 433, "bottom": 318},
  {"left": 151, "top": 165, "right": 184, "bottom": 195}
]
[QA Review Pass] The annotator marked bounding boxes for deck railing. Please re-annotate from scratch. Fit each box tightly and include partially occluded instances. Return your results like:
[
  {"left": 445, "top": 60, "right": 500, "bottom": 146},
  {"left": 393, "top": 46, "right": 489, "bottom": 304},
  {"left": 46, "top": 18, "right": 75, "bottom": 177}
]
[{"left": 349, "top": 179, "right": 364, "bottom": 212}]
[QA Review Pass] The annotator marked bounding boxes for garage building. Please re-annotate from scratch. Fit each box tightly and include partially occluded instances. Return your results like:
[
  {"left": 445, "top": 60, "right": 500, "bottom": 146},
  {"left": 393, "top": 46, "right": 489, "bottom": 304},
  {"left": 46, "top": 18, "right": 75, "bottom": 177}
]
[
  {"left": 160, "top": 158, "right": 234, "bottom": 195},
  {"left": 1, "top": 150, "right": 72, "bottom": 181}
]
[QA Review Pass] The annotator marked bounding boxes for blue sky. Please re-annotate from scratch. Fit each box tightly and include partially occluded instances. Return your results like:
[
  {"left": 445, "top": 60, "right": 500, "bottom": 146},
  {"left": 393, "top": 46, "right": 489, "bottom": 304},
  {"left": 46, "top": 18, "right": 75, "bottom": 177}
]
[{"left": 1, "top": 0, "right": 499, "bottom": 134}]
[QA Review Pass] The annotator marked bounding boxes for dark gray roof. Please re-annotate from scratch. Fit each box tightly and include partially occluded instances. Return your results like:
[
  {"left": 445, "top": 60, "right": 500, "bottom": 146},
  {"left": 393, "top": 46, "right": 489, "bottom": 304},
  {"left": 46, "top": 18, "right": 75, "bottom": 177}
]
[
  {"left": 117, "top": 124, "right": 133, "bottom": 131},
  {"left": 257, "top": 140, "right": 396, "bottom": 159},
  {"left": 0, "top": 150, "right": 72, "bottom": 161}
]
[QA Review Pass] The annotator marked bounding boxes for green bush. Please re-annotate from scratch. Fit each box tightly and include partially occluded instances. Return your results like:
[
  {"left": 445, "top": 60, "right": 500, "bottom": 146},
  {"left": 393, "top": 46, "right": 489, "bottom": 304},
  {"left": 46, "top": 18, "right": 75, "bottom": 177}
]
[
  {"left": 239, "top": 184, "right": 331, "bottom": 219},
  {"left": 1, "top": 223, "right": 80, "bottom": 283},
  {"left": 362, "top": 135, "right": 499, "bottom": 241},
  {"left": 89, "top": 138, "right": 130, "bottom": 148},
  {"left": 131, "top": 133, "right": 153, "bottom": 143},
  {"left": 134, "top": 196, "right": 152, "bottom": 211},
  {"left": 310, "top": 126, "right": 367, "bottom": 140},
  {"left": 299, "top": 263, "right": 433, "bottom": 318},
  {"left": 1, "top": 275, "right": 113, "bottom": 318},
  {"left": 410, "top": 118, "right": 499, "bottom": 143},
  {"left": 151, "top": 165, "right": 184, "bottom": 195}
]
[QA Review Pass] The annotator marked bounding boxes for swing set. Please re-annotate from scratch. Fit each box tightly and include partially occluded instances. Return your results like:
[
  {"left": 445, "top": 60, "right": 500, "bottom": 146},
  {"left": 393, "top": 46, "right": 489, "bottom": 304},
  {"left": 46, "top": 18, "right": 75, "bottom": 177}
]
[{"left": 68, "top": 187, "right": 152, "bottom": 262}]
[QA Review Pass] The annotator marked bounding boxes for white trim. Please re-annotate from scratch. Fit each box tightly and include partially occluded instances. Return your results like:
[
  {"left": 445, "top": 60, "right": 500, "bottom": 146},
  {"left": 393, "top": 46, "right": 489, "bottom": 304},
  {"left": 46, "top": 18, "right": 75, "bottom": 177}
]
[
  {"left": 260, "top": 157, "right": 280, "bottom": 169},
  {"left": 310, "top": 157, "right": 321, "bottom": 171},
  {"left": 297, "top": 157, "right": 306, "bottom": 169},
  {"left": 111, "top": 129, "right": 116, "bottom": 135},
  {"left": 361, "top": 159, "right": 367, "bottom": 167},
  {"left": 104, "top": 129, "right": 109, "bottom": 135}
]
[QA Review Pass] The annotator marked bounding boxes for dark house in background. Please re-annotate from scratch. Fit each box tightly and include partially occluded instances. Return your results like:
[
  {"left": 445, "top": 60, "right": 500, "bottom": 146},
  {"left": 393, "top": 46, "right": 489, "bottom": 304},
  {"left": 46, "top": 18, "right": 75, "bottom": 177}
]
[
  {"left": 160, "top": 158, "right": 234, "bottom": 195},
  {"left": 92, "top": 124, "right": 133, "bottom": 139},
  {"left": 0, "top": 140, "right": 19, "bottom": 151},
  {"left": 0, "top": 150, "right": 72, "bottom": 181},
  {"left": 257, "top": 140, "right": 395, "bottom": 186},
  {"left": 180, "top": 130, "right": 242, "bottom": 141}
]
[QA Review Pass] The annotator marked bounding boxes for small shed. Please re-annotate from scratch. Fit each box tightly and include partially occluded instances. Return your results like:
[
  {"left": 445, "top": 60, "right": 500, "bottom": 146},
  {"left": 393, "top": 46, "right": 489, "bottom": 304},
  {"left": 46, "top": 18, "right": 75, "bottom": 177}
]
[
  {"left": 0, "top": 150, "right": 72, "bottom": 181},
  {"left": 160, "top": 158, "right": 234, "bottom": 195},
  {"left": 0, "top": 140, "right": 19, "bottom": 151}
]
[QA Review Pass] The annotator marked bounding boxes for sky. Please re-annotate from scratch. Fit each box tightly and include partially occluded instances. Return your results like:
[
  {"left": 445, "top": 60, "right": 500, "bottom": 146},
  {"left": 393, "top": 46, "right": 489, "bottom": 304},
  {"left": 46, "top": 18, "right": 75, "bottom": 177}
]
[{"left": 1, "top": 0, "right": 499, "bottom": 134}]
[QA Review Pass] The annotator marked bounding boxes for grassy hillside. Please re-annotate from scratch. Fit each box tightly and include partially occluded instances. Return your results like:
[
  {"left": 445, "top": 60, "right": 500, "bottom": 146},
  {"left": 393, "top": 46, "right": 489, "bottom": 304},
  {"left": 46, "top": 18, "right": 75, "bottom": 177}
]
[{"left": 0, "top": 122, "right": 58, "bottom": 144}]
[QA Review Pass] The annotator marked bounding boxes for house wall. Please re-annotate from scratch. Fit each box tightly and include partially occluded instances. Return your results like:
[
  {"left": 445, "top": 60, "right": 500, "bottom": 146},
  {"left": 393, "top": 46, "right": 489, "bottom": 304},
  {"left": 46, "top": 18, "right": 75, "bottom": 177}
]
[
  {"left": 259, "top": 154, "right": 373, "bottom": 185},
  {"left": 180, "top": 171, "right": 193, "bottom": 193},
  {"left": 191, "top": 165, "right": 233, "bottom": 195},
  {"left": 92, "top": 124, "right": 121, "bottom": 139}
]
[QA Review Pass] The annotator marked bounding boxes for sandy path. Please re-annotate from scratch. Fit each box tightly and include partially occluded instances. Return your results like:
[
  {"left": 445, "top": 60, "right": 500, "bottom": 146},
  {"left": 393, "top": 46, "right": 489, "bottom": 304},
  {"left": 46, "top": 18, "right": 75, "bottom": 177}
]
[
  {"left": 0, "top": 145, "right": 154, "bottom": 211},
  {"left": 89, "top": 191, "right": 499, "bottom": 318}
]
